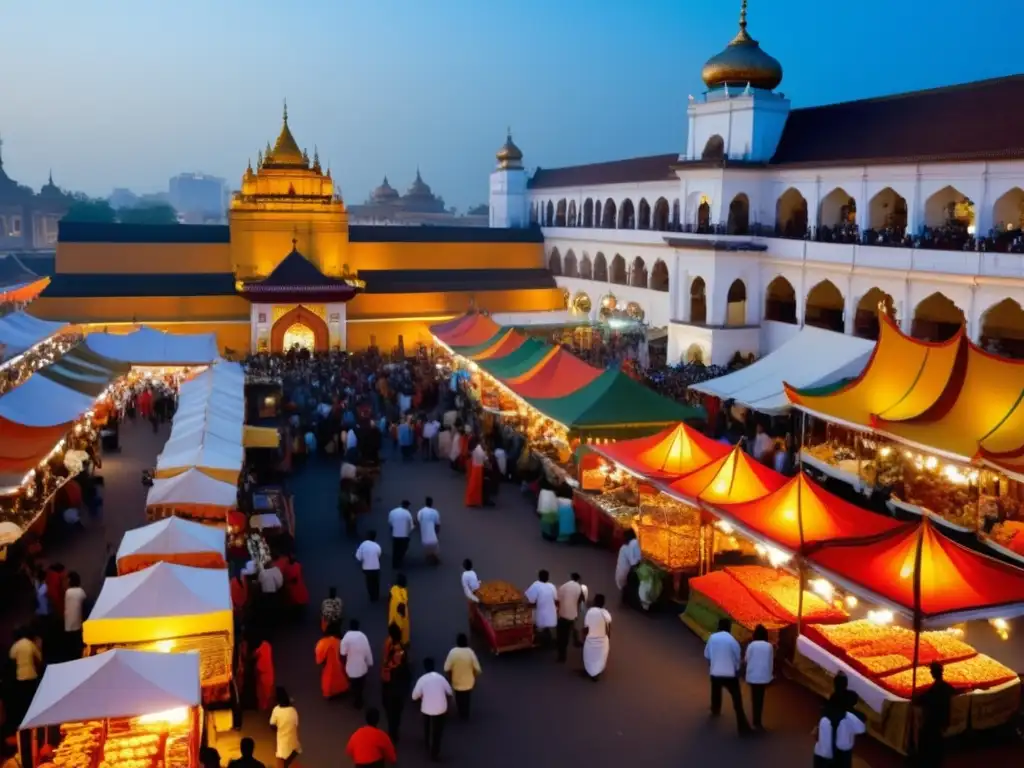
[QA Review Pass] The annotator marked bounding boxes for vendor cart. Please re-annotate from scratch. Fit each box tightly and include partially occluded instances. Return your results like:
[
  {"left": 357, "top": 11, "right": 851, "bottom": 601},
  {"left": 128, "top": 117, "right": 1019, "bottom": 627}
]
[{"left": 469, "top": 600, "right": 535, "bottom": 655}]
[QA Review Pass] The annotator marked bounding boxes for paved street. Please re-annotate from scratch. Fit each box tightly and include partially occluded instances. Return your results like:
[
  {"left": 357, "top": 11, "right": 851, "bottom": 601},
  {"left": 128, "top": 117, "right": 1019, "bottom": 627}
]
[{"left": 5, "top": 420, "right": 1019, "bottom": 767}]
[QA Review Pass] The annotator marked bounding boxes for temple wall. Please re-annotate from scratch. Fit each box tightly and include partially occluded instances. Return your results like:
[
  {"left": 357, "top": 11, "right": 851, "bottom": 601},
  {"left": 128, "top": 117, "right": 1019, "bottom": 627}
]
[
  {"left": 29, "top": 295, "right": 250, "bottom": 323},
  {"left": 56, "top": 242, "right": 232, "bottom": 273},
  {"left": 347, "top": 287, "right": 564, "bottom": 320},
  {"left": 347, "top": 241, "right": 544, "bottom": 271}
]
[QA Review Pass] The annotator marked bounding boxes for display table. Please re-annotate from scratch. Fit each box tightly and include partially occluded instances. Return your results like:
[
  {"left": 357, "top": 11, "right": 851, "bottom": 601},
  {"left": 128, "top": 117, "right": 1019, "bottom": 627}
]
[{"left": 572, "top": 493, "right": 628, "bottom": 551}]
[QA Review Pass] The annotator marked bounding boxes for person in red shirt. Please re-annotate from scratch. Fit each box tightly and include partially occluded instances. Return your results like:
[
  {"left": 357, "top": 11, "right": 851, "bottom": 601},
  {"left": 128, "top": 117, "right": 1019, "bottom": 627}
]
[{"left": 345, "top": 707, "right": 397, "bottom": 767}]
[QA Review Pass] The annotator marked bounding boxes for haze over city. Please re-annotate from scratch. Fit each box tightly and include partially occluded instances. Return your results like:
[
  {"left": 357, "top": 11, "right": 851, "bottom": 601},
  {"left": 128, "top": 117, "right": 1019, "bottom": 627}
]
[{"left": 2, "top": 0, "right": 1020, "bottom": 209}]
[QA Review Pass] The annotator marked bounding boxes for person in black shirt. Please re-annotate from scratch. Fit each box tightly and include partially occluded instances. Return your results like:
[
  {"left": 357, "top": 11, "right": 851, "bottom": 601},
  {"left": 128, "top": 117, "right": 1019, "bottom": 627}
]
[{"left": 915, "top": 662, "right": 954, "bottom": 767}]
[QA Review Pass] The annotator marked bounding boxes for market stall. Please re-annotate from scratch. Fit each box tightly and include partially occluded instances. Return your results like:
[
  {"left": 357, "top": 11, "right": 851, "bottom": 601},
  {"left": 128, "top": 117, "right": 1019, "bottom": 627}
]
[
  {"left": 156, "top": 438, "right": 244, "bottom": 486},
  {"left": 145, "top": 468, "right": 238, "bottom": 524},
  {"left": 117, "top": 517, "right": 227, "bottom": 574},
  {"left": 20, "top": 649, "right": 201, "bottom": 767},
  {"left": 85, "top": 326, "right": 221, "bottom": 367},
  {"left": 793, "top": 519, "right": 1024, "bottom": 753},
  {"left": 469, "top": 580, "right": 536, "bottom": 655},
  {"left": 0, "top": 311, "right": 68, "bottom": 364},
  {"left": 83, "top": 563, "right": 233, "bottom": 706}
]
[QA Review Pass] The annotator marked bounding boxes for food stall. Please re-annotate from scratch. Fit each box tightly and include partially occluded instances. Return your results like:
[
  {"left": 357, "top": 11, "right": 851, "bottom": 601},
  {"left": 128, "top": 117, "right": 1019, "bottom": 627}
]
[
  {"left": 83, "top": 563, "right": 234, "bottom": 707},
  {"left": 19, "top": 649, "right": 201, "bottom": 767},
  {"left": 792, "top": 519, "right": 1024, "bottom": 754},
  {"left": 145, "top": 468, "right": 238, "bottom": 526},
  {"left": 469, "top": 581, "right": 536, "bottom": 655},
  {"left": 116, "top": 517, "right": 227, "bottom": 575},
  {"left": 155, "top": 435, "right": 244, "bottom": 487}
]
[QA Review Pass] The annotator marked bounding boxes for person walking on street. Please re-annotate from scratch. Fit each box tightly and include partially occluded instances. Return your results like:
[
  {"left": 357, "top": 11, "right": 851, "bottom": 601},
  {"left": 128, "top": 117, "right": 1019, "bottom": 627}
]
[
  {"left": 524, "top": 569, "right": 558, "bottom": 647},
  {"left": 582, "top": 594, "right": 612, "bottom": 681},
  {"left": 355, "top": 531, "right": 383, "bottom": 602},
  {"left": 381, "top": 623, "right": 410, "bottom": 743},
  {"left": 914, "top": 662, "right": 955, "bottom": 768},
  {"left": 269, "top": 686, "right": 301, "bottom": 767},
  {"left": 744, "top": 624, "right": 774, "bottom": 731},
  {"left": 346, "top": 707, "right": 397, "bottom": 767},
  {"left": 387, "top": 501, "right": 415, "bottom": 569},
  {"left": 615, "top": 531, "right": 642, "bottom": 610},
  {"left": 341, "top": 619, "right": 374, "bottom": 709},
  {"left": 387, "top": 573, "right": 410, "bottom": 646},
  {"left": 227, "top": 737, "right": 265, "bottom": 768},
  {"left": 555, "top": 573, "right": 587, "bottom": 663},
  {"left": 704, "top": 618, "right": 751, "bottom": 734},
  {"left": 417, "top": 498, "right": 441, "bottom": 565},
  {"left": 411, "top": 657, "right": 453, "bottom": 763},
  {"left": 63, "top": 571, "right": 87, "bottom": 661},
  {"left": 443, "top": 633, "right": 481, "bottom": 720}
]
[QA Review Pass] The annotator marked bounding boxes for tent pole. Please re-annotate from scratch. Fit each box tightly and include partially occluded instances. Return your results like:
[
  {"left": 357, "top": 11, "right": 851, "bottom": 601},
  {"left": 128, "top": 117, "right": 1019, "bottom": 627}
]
[
  {"left": 908, "top": 521, "right": 926, "bottom": 756},
  {"left": 799, "top": 411, "right": 807, "bottom": 473}
]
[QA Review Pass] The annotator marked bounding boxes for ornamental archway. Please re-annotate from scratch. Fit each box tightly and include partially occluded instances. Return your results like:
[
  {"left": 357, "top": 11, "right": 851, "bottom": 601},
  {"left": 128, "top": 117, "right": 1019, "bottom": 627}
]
[{"left": 270, "top": 305, "right": 329, "bottom": 353}]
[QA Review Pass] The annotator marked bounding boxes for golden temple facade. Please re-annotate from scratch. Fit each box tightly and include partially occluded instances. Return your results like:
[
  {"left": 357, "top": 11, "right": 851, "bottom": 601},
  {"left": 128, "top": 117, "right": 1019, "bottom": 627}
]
[{"left": 30, "top": 105, "right": 561, "bottom": 354}]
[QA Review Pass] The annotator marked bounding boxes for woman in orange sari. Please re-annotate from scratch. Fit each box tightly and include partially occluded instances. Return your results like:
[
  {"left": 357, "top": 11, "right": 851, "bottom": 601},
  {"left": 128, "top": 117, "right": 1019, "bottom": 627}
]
[
  {"left": 253, "top": 638, "right": 276, "bottom": 711},
  {"left": 282, "top": 555, "right": 310, "bottom": 615},
  {"left": 314, "top": 626, "right": 348, "bottom": 699},
  {"left": 464, "top": 438, "right": 485, "bottom": 507}
]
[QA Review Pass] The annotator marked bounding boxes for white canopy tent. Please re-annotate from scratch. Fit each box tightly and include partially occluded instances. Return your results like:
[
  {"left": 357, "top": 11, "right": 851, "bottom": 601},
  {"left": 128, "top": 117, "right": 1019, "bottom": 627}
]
[
  {"left": 86, "top": 326, "right": 220, "bottom": 366},
  {"left": 0, "top": 373, "right": 97, "bottom": 427},
  {"left": 145, "top": 468, "right": 238, "bottom": 509},
  {"left": 689, "top": 327, "right": 874, "bottom": 415},
  {"left": 168, "top": 414, "right": 243, "bottom": 446},
  {"left": 20, "top": 649, "right": 200, "bottom": 729},
  {"left": 118, "top": 516, "right": 227, "bottom": 564},
  {"left": 156, "top": 441, "right": 243, "bottom": 483},
  {"left": 159, "top": 432, "right": 243, "bottom": 465},
  {"left": 175, "top": 393, "right": 244, "bottom": 421},
  {"left": 0, "top": 311, "right": 67, "bottom": 362}
]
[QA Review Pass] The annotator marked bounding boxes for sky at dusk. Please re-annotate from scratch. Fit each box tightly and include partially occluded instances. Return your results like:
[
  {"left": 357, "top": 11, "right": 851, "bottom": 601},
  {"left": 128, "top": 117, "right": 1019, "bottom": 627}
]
[{"left": 1, "top": 0, "right": 1019, "bottom": 210}]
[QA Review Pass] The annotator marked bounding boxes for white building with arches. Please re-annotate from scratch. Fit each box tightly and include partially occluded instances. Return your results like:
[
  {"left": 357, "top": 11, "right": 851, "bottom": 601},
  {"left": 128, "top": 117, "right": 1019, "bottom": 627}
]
[{"left": 488, "top": 2, "right": 1024, "bottom": 367}]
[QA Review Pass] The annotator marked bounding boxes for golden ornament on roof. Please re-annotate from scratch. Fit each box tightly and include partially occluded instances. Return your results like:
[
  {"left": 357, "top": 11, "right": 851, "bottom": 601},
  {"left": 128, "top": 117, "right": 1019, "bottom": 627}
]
[
  {"left": 496, "top": 128, "right": 524, "bottom": 169},
  {"left": 701, "top": 0, "right": 783, "bottom": 92},
  {"left": 266, "top": 99, "right": 305, "bottom": 166}
]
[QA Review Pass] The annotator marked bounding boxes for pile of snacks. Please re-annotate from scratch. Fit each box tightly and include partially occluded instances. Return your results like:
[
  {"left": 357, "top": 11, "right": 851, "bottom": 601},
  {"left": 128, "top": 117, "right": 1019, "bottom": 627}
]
[
  {"left": 859, "top": 447, "right": 901, "bottom": 489},
  {"left": 804, "top": 442, "right": 857, "bottom": 466},
  {"left": 894, "top": 468, "right": 977, "bottom": 529},
  {"left": 476, "top": 581, "right": 523, "bottom": 606},
  {"left": 806, "top": 619, "right": 1016, "bottom": 697},
  {"left": 687, "top": 571, "right": 789, "bottom": 631},
  {"left": 101, "top": 731, "right": 161, "bottom": 767},
  {"left": 164, "top": 732, "right": 190, "bottom": 765},
  {"left": 725, "top": 566, "right": 849, "bottom": 623},
  {"left": 988, "top": 519, "right": 1024, "bottom": 557},
  {"left": 635, "top": 498, "right": 701, "bottom": 571},
  {"left": 54, "top": 721, "right": 102, "bottom": 767}
]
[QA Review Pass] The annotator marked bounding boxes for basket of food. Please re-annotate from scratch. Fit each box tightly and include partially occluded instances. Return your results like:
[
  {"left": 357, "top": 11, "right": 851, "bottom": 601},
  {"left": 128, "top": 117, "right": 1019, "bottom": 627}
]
[{"left": 471, "top": 581, "right": 535, "bottom": 655}]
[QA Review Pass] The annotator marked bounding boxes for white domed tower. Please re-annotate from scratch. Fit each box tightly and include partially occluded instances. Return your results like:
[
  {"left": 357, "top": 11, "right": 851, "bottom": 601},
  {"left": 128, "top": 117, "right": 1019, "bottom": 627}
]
[
  {"left": 685, "top": 0, "right": 790, "bottom": 163},
  {"left": 489, "top": 129, "right": 528, "bottom": 228}
]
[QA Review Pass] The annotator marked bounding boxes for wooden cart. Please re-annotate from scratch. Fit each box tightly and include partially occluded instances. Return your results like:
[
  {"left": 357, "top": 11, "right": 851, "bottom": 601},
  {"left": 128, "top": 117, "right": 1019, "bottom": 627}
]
[{"left": 470, "top": 600, "right": 535, "bottom": 655}]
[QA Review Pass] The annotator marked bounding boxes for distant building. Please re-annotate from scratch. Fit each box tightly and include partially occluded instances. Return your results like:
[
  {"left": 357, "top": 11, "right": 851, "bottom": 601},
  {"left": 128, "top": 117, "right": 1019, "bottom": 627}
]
[
  {"left": 169, "top": 173, "right": 226, "bottom": 224},
  {"left": 348, "top": 170, "right": 487, "bottom": 227},
  {"left": 0, "top": 138, "right": 71, "bottom": 251}
]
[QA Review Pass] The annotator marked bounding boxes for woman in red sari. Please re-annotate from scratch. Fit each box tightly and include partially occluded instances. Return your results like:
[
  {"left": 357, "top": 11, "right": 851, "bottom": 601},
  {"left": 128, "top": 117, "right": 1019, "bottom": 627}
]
[
  {"left": 464, "top": 438, "right": 485, "bottom": 507},
  {"left": 314, "top": 626, "right": 348, "bottom": 699},
  {"left": 253, "top": 638, "right": 276, "bottom": 711},
  {"left": 282, "top": 555, "right": 310, "bottom": 615}
]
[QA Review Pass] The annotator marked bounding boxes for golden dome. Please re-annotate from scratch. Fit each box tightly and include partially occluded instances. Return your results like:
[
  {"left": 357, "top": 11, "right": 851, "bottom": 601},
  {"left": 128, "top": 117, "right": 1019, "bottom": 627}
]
[
  {"left": 496, "top": 129, "right": 523, "bottom": 169},
  {"left": 265, "top": 100, "right": 306, "bottom": 167},
  {"left": 701, "top": 1, "right": 782, "bottom": 92}
]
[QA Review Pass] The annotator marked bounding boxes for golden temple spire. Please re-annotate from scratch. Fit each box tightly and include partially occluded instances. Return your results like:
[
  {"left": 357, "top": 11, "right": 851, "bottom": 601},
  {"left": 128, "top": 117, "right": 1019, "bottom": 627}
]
[
  {"left": 283, "top": 98, "right": 288, "bottom": 123},
  {"left": 266, "top": 99, "right": 305, "bottom": 166},
  {"left": 257, "top": 149, "right": 263, "bottom": 169},
  {"left": 312, "top": 145, "right": 321, "bottom": 172}
]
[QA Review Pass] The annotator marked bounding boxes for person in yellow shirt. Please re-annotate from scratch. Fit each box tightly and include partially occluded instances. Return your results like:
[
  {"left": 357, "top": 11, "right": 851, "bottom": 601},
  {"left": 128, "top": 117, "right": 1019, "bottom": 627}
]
[{"left": 443, "top": 633, "right": 481, "bottom": 721}]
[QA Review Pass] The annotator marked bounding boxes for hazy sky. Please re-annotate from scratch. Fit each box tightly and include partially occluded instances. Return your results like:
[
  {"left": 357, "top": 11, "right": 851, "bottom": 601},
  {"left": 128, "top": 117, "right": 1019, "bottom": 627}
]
[{"left": 1, "top": 0, "right": 1019, "bottom": 210}]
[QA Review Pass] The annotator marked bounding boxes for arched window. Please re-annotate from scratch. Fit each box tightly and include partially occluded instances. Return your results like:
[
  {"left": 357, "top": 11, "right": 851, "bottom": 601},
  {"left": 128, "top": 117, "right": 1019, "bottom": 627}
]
[
  {"left": 564, "top": 250, "right": 578, "bottom": 278},
  {"left": 555, "top": 199, "right": 567, "bottom": 227},
  {"left": 702, "top": 135, "right": 725, "bottom": 160},
  {"left": 924, "top": 186, "right": 975, "bottom": 230},
  {"left": 580, "top": 254, "right": 593, "bottom": 279},
  {"left": 696, "top": 197, "right": 711, "bottom": 232},
  {"left": 649, "top": 260, "right": 669, "bottom": 292},
  {"left": 629, "top": 257, "right": 647, "bottom": 288},
  {"left": 775, "top": 188, "right": 808, "bottom": 238},
  {"left": 567, "top": 200, "right": 577, "bottom": 227},
  {"left": 726, "top": 279, "right": 747, "bottom": 326},
  {"left": 805, "top": 280, "right": 845, "bottom": 332},
  {"left": 671, "top": 199, "right": 681, "bottom": 229},
  {"left": 652, "top": 198, "right": 670, "bottom": 231},
  {"left": 617, "top": 199, "right": 635, "bottom": 229},
  {"left": 637, "top": 199, "right": 651, "bottom": 230},
  {"left": 610, "top": 254, "right": 627, "bottom": 285},
  {"left": 545, "top": 201, "right": 554, "bottom": 227},
  {"left": 529, "top": 203, "right": 539, "bottom": 226},
  {"left": 593, "top": 253, "right": 608, "bottom": 281},
  {"left": 854, "top": 287, "right": 897, "bottom": 340},
  {"left": 601, "top": 200, "right": 617, "bottom": 229},
  {"left": 727, "top": 194, "right": 750, "bottom": 235},
  {"left": 868, "top": 188, "right": 908, "bottom": 235},
  {"left": 548, "top": 248, "right": 562, "bottom": 275},
  {"left": 689, "top": 278, "right": 707, "bottom": 324},
  {"left": 582, "top": 199, "right": 594, "bottom": 228},
  {"left": 819, "top": 187, "right": 856, "bottom": 228},
  {"left": 764, "top": 276, "right": 797, "bottom": 324},
  {"left": 912, "top": 292, "right": 965, "bottom": 342},
  {"left": 993, "top": 188, "right": 1024, "bottom": 232},
  {"left": 981, "top": 298, "right": 1024, "bottom": 359}
]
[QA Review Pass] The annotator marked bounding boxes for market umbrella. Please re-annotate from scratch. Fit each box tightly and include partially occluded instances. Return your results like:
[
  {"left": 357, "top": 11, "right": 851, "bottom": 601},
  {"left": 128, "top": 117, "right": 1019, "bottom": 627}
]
[
  {"left": 662, "top": 445, "right": 787, "bottom": 506},
  {"left": 584, "top": 422, "right": 730, "bottom": 480}
]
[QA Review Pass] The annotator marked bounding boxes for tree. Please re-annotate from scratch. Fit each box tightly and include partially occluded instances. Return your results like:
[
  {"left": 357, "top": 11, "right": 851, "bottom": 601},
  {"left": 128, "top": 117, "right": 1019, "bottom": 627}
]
[
  {"left": 117, "top": 204, "right": 179, "bottom": 225},
  {"left": 62, "top": 199, "right": 117, "bottom": 223},
  {"left": 467, "top": 203, "right": 489, "bottom": 216}
]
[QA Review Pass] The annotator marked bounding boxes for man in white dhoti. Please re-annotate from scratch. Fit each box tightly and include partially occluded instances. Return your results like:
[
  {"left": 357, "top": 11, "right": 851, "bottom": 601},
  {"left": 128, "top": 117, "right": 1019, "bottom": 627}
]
[
  {"left": 524, "top": 569, "right": 558, "bottom": 647},
  {"left": 582, "top": 594, "right": 612, "bottom": 681}
]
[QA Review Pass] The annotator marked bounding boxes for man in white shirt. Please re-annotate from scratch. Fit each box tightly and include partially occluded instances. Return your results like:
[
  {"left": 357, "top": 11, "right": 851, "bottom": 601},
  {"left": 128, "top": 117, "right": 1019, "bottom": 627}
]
[
  {"left": 615, "top": 530, "right": 643, "bottom": 609},
  {"left": 422, "top": 418, "right": 440, "bottom": 460},
  {"left": 744, "top": 624, "right": 774, "bottom": 731},
  {"left": 752, "top": 423, "right": 774, "bottom": 465},
  {"left": 582, "top": 594, "right": 612, "bottom": 680},
  {"left": 461, "top": 559, "right": 481, "bottom": 604},
  {"left": 814, "top": 705, "right": 867, "bottom": 762},
  {"left": 340, "top": 619, "right": 374, "bottom": 710},
  {"left": 346, "top": 427, "right": 359, "bottom": 455},
  {"left": 493, "top": 445, "right": 507, "bottom": 478},
  {"left": 387, "top": 500, "right": 416, "bottom": 568},
  {"left": 64, "top": 571, "right": 88, "bottom": 659},
  {"left": 703, "top": 618, "right": 751, "bottom": 734},
  {"left": 355, "top": 530, "right": 383, "bottom": 603},
  {"left": 524, "top": 569, "right": 558, "bottom": 646},
  {"left": 555, "top": 572, "right": 588, "bottom": 663},
  {"left": 258, "top": 562, "right": 284, "bottom": 594},
  {"left": 417, "top": 497, "right": 441, "bottom": 565},
  {"left": 411, "top": 657, "right": 453, "bottom": 761}
]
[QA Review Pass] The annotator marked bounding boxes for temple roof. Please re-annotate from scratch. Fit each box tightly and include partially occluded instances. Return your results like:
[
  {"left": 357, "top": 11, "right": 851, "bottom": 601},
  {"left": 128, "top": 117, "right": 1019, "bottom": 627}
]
[
  {"left": 241, "top": 243, "right": 361, "bottom": 301},
  {"left": 263, "top": 101, "right": 306, "bottom": 168}
]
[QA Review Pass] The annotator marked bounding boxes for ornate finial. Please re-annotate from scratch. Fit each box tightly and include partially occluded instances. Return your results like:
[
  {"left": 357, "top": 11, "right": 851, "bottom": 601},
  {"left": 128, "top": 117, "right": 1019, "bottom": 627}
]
[
  {"left": 302, "top": 147, "right": 310, "bottom": 165},
  {"left": 247, "top": 158, "right": 253, "bottom": 174},
  {"left": 506, "top": 125, "right": 513, "bottom": 139},
  {"left": 48, "top": 169, "right": 53, "bottom": 185},
  {"left": 257, "top": 149, "right": 263, "bottom": 168},
  {"left": 265, "top": 140, "right": 272, "bottom": 156},
  {"left": 291, "top": 236, "right": 298, "bottom": 251},
  {"left": 312, "top": 145, "right": 321, "bottom": 171},
  {"left": 0, "top": 133, "right": 4, "bottom": 168},
  {"left": 283, "top": 99, "right": 288, "bottom": 123},
  {"left": 739, "top": 0, "right": 748, "bottom": 32}
]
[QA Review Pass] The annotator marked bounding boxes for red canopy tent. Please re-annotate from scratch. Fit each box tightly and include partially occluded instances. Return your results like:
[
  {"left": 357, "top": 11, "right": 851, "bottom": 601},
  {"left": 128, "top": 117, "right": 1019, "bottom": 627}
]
[
  {"left": 807, "top": 518, "right": 1024, "bottom": 626},
  {"left": 662, "top": 445, "right": 787, "bottom": 506},
  {"left": 712, "top": 473, "right": 905, "bottom": 555},
  {"left": 584, "top": 423, "right": 729, "bottom": 480}
]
